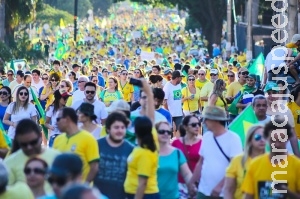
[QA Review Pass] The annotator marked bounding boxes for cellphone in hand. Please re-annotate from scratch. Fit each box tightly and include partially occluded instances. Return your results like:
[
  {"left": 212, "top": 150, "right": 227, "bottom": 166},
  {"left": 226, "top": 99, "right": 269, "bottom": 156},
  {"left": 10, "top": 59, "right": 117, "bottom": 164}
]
[{"left": 129, "top": 78, "right": 143, "bottom": 87}]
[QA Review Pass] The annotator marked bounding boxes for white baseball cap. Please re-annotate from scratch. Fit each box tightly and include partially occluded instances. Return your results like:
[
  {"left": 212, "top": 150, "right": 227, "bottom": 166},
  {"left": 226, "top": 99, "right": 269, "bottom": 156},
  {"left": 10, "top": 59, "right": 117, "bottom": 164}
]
[{"left": 291, "top": 34, "right": 300, "bottom": 43}]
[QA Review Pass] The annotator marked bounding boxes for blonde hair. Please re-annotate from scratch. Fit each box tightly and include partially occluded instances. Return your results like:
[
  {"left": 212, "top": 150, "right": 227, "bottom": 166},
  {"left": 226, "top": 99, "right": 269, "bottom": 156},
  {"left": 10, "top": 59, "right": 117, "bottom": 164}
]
[
  {"left": 61, "top": 79, "right": 73, "bottom": 92},
  {"left": 12, "top": 86, "right": 29, "bottom": 114},
  {"left": 242, "top": 124, "right": 265, "bottom": 167}
]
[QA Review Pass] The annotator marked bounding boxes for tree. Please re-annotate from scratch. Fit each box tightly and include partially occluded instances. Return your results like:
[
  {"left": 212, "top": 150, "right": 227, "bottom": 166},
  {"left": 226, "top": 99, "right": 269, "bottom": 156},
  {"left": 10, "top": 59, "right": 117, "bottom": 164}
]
[
  {"left": 91, "top": 0, "right": 113, "bottom": 16},
  {"left": 54, "top": 0, "right": 93, "bottom": 18},
  {"left": 0, "top": 0, "right": 5, "bottom": 41}
]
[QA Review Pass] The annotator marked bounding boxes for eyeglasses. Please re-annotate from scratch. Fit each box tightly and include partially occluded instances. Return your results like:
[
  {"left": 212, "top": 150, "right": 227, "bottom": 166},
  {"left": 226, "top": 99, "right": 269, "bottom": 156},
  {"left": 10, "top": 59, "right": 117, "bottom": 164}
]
[
  {"left": 227, "top": 75, "right": 234, "bottom": 77},
  {"left": 86, "top": 91, "right": 95, "bottom": 94},
  {"left": 48, "top": 176, "right": 67, "bottom": 187},
  {"left": 19, "top": 137, "right": 40, "bottom": 148},
  {"left": 42, "top": 77, "right": 49, "bottom": 80},
  {"left": 188, "top": 78, "right": 195, "bottom": 81},
  {"left": 24, "top": 167, "right": 46, "bottom": 176},
  {"left": 239, "top": 71, "right": 249, "bottom": 76},
  {"left": 158, "top": 129, "right": 172, "bottom": 135},
  {"left": 19, "top": 92, "right": 28, "bottom": 96},
  {"left": 50, "top": 79, "right": 58, "bottom": 82},
  {"left": 210, "top": 74, "right": 217, "bottom": 76},
  {"left": 0, "top": 91, "right": 8, "bottom": 96},
  {"left": 122, "top": 73, "right": 128, "bottom": 76},
  {"left": 7, "top": 73, "right": 13, "bottom": 76},
  {"left": 188, "top": 122, "right": 201, "bottom": 127},
  {"left": 134, "top": 71, "right": 140, "bottom": 74},
  {"left": 254, "top": 134, "right": 263, "bottom": 141},
  {"left": 92, "top": 80, "right": 98, "bottom": 83},
  {"left": 60, "top": 85, "right": 65, "bottom": 88},
  {"left": 198, "top": 73, "right": 205, "bottom": 76},
  {"left": 78, "top": 81, "right": 86, "bottom": 83}
]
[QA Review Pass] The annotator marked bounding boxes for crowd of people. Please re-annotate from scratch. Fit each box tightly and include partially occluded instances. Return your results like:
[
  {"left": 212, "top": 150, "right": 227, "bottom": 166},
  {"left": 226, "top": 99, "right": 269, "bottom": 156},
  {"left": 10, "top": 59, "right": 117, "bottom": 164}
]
[{"left": 0, "top": 3, "right": 300, "bottom": 199}]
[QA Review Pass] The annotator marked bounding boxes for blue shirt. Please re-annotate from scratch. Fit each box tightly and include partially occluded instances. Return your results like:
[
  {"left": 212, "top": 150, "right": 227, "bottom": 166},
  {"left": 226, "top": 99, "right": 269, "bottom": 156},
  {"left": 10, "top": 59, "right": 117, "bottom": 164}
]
[{"left": 156, "top": 107, "right": 172, "bottom": 126}]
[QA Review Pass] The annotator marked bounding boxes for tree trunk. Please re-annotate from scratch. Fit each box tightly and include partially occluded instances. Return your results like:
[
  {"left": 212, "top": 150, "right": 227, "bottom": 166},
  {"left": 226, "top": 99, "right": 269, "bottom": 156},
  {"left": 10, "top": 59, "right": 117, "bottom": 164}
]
[
  {"left": 245, "top": 0, "right": 259, "bottom": 24},
  {"left": 288, "top": 0, "right": 298, "bottom": 41},
  {"left": 0, "top": 0, "right": 5, "bottom": 42}
]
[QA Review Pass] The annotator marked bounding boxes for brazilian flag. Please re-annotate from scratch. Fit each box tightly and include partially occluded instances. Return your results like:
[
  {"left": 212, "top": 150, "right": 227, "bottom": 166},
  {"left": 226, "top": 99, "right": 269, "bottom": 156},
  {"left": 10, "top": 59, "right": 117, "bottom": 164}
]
[
  {"left": 54, "top": 41, "right": 66, "bottom": 60},
  {"left": 0, "top": 120, "right": 11, "bottom": 148}
]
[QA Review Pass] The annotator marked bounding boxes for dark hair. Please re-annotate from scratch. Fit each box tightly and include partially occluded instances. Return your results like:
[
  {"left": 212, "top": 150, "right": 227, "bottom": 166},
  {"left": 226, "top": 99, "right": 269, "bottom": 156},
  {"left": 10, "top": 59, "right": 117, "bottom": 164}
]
[
  {"left": 105, "top": 111, "right": 130, "bottom": 132},
  {"left": 149, "top": 75, "right": 163, "bottom": 84},
  {"left": 24, "top": 74, "right": 32, "bottom": 81},
  {"left": 108, "top": 77, "right": 119, "bottom": 91},
  {"left": 12, "top": 119, "right": 41, "bottom": 154},
  {"left": 182, "top": 64, "right": 190, "bottom": 75},
  {"left": 252, "top": 95, "right": 267, "bottom": 107},
  {"left": 181, "top": 115, "right": 200, "bottom": 136},
  {"left": 84, "top": 82, "right": 96, "bottom": 90},
  {"left": 32, "top": 69, "right": 41, "bottom": 76},
  {"left": 153, "top": 88, "right": 165, "bottom": 100},
  {"left": 49, "top": 73, "right": 61, "bottom": 82},
  {"left": 61, "top": 107, "right": 78, "bottom": 124},
  {"left": 134, "top": 116, "right": 156, "bottom": 152},
  {"left": 152, "top": 65, "right": 161, "bottom": 72},
  {"left": 134, "top": 69, "right": 144, "bottom": 78},
  {"left": 0, "top": 86, "right": 12, "bottom": 104},
  {"left": 61, "top": 184, "right": 99, "bottom": 199},
  {"left": 290, "top": 84, "right": 300, "bottom": 101},
  {"left": 50, "top": 90, "right": 64, "bottom": 113},
  {"left": 53, "top": 60, "right": 60, "bottom": 66},
  {"left": 25, "top": 157, "right": 48, "bottom": 171},
  {"left": 263, "top": 116, "right": 292, "bottom": 139},
  {"left": 69, "top": 71, "right": 77, "bottom": 80}
]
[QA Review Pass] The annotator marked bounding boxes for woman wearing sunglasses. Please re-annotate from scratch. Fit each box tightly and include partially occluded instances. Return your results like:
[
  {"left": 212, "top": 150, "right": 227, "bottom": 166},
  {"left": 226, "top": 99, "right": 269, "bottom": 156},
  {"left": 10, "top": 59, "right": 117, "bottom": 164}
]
[
  {"left": 45, "top": 90, "right": 72, "bottom": 147},
  {"left": 0, "top": 86, "right": 11, "bottom": 158},
  {"left": 132, "top": 69, "right": 144, "bottom": 103},
  {"left": 40, "top": 73, "right": 61, "bottom": 109},
  {"left": 208, "top": 79, "right": 227, "bottom": 111},
  {"left": 224, "top": 124, "right": 265, "bottom": 199},
  {"left": 24, "top": 157, "right": 48, "bottom": 198},
  {"left": 182, "top": 75, "right": 201, "bottom": 116},
  {"left": 38, "top": 74, "right": 49, "bottom": 110},
  {"left": 172, "top": 115, "right": 202, "bottom": 199},
  {"left": 119, "top": 69, "right": 134, "bottom": 105},
  {"left": 68, "top": 71, "right": 78, "bottom": 91},
  {"left": 3, "top": 86, "right": 37, "bottom": 140},
  {"left": 156, "top": 121, "right": 193, "bottom": 199}
]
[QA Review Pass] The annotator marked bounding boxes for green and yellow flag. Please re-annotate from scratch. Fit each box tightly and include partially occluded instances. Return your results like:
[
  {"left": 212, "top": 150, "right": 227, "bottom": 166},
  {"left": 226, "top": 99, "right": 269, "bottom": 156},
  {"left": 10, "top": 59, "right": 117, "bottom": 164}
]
[
  {"left": 54, "top": 41, "right": 66, "bottom": 60},
  {"left": 60, "top": 18, "right": 65, "bottom": 29},
  {"left": 228, "top": 105, "right": 258, "bottom": 148},
  {"left": 0, "top": 119, "right": 11, "bottom": 148},
  {"left": 248, "top": 53, "right": 265, "bottom": 81}
]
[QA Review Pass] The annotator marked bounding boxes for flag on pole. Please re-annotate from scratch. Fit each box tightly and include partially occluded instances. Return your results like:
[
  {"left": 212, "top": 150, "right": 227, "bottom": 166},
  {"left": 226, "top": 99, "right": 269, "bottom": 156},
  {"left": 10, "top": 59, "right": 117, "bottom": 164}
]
[
  {"left": 228, "top": 105, "right": 258, "bottom": 148},
  {"left": 54, "top": 41, "right": 66, "bottom": 60},
  {"left": 30, "top": 88, "right": 48, "bottom": 139},
  {"left": 247, "top": 53, "right": 265, "bottom": 81},
  {"left": 60, "top": 18, "right": 65, "bottom": 29},
  {"left": 0, "top": 120, "right": 11, "bottom": 148},
  {"left": 10, "top": 60, "right": 15, "bottom": 72}
]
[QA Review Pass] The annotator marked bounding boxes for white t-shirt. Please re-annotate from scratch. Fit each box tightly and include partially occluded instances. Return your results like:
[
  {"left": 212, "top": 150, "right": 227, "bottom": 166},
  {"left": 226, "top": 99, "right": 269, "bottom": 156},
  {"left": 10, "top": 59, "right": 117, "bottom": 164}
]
[
  {"left": 71, "top": 90, "right": 98, "bottom": 106},
  {"left": 46, "top": 106, "right": 60, "bottom": 137},
  {"left": 71, "top": 99, "right": 108, "bottom": 124},
  {"left": 265, "top": 46, "right": 288, "bottom": 72},
  {"left": 31, "top": 79, "right": 44, "bottom": 91},
  {"left": 198, "top": 130, "right": 243, "bottom": 196},
  {"left": 5, "top": 102, "right": 37, "bottom": 139},
  {"left": 163, "top": 82, "right": 183, "bottom": 117},
  {"left": 12, "top": 86, "right": 38, "bottom": 102}
]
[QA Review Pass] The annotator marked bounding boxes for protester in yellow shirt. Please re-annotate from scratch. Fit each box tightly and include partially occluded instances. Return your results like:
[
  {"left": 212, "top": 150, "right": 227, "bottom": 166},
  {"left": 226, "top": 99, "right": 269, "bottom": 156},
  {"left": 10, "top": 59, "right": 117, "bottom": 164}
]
[
  {"left": 119, "top": 69, "right": 134, "bottom": 104},
  {"left": 54, "top": 108, "right": 99, "bottom": 183},
  {"left": 182, "top": 75, "right": 201, "bottom": 116},
  {"left": 288, "top": 85, "right": 300, "bottom": 139},
  {"left": 99, "top": 77, "right": 123, "bottom": 107},
  {"left": 208, "top": 79, "right": 227, "bottom": 110},
  {"left": 224, "top": 124, "right": 265, "bottom": 199},
  {"left": 242, "top": 116, "right": 300, "bottom": 199},
  {"left": 40, "top": 73, "right": 61, "bottom": 109},
  {"left": 200, "top": 69, "right": 219, "bottom": 108},
  {"left": 49, "top": 60, "right": 63, "bottom": 79},
  {"left": 195, "top": 69, "right": 208, "bottom": 91},
  {"left": 124, "top": 116, "right": 159, "bottom": 199},
  {"left": 226, "top": 68, "right": 248, "bottom": 102}
]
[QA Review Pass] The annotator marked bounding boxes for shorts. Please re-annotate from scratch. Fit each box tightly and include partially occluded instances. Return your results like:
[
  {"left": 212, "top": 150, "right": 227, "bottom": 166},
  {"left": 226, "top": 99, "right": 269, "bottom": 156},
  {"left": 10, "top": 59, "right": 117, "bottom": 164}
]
[
  {"left": 172, "top": 116, "right": 183, "bottom": 131},
  {"left": 126, "top": 193, "right": 160, "bottom": 199},
  {"left": 197, "top": 192, "right": 223, "bottom": 199}
]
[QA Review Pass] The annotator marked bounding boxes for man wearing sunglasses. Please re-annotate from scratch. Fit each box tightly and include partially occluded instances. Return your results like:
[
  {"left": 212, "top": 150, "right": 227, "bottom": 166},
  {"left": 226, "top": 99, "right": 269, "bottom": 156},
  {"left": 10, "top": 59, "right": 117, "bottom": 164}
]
[
  {"left": 4, "top": 119, "right": 60, "bottom": 194},
  {"left": 39, "top": 153, "right": 83, "bottom": 199},
  {"left": 71, "top": 76, "right": 89, "bottom": 106},
  {"left": 200, "top": 68, "right": 219, "bottom": 109},
  {"left": 2, "top": 70, "right": 14, "bottom": 87},
  {"left": 72, "top": 82, "right": 107, "bottom": 125},
  {"left": 9, "top": 70, "right": 24, "bottom": 92}
]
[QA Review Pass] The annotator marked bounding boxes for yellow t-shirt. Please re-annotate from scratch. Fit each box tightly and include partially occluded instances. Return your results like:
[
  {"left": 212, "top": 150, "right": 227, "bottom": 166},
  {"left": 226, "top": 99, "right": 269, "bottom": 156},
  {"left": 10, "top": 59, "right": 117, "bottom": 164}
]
[
  {"left": 226, "top": 154, "right": 252, "bottom": 199},
  {"left": 195, "top": 79, "right": 208, "bottom": 90},
  {"left": 0, "top": 132, "right": 9, "bottom": 149},
  {"left": 286, "top": 42, "right": 298, "bottom": 48},
  {"left": 119, "top": 82, "right": 134, "bottom": 102},
  {"left": 53, "top": 130, "right": 100, "bottom": 181},
  {"left": 287, "top": 102, "right": 300, "bottom": 139},
  {"left": 181, "top": 87, "right": 201, "bottom": 112},
  {"left": 4, "top": 148, "right": 60, "bottom": 194},
  {"left": 200, "top": 81, "right": 214, "bottom": 108},
  {"left": 0, "top": 182, "right": 34, "bottom": 199},
  {"left": 41, "top": 87, "right": 54, "bottom": 109},
  {"left": 99, "top": 90, "right": 123, "bottom": 105},
  {"left": 226, "top": 81, "right": 243, "bottom": 98},
  {"left": 241, "top": 153, "right": 300, "bottom": 199},
  {"left": 124, "top": 147, "right": 159, "bottom": 194}
]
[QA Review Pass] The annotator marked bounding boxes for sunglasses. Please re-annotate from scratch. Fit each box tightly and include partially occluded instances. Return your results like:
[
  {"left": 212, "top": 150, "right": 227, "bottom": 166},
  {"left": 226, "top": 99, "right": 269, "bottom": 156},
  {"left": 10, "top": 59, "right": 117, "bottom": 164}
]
[
  {"left": 254, "top": 134, "right": 263, "bottom": 141},
  {"left": 42, "top": 77, "right": 49, "bottom": 80},
  {"left": 188, "top": 78, "right": 195, "bottom": 81},
  {"left": 50, "top": 79, "right": 58, "bottom": 82},
  {"left": 86, "top": 91, "right": 95, "bottom": 94},
  {"left": 134, "top": 71, "right": 140, "bottom": 74},
  {"left": 60, "top": 85, "right": 65, "bottom": 88},
  {"left": 227, "top": 75, "right": 234, "bottom": 77},
  {"left": 19, "top": 92, "right": 28, "bottom": 96},
  {"left": 198, "top": 73, "right": 205, "bottom": 76},
  {"left": 19, "top": 137, "right": 40, "bottom": 148},
  {"left": 0, "top": 91, "right": 8, "bottom": 96},
  {"left": 210, "top": 74, "right": 217, "bottom": 76},
  {"left": 91, "top": 70, "right": 96, "bottom": 72},
  {"left": 48, "top": 176, "right": 67, "bottom": 187},
  {"left": 78, "top": 81, "right": 86, "bottom": 83},
  {"left": 239, "top": 71, "right": 249, "bottom": 76},
  {"left": 7, "top": 73, "right": 13, "bottom": 76},
  {"left": 24, "top": 167, "right": 46, "bottom": 176},
  {"left": 188, "top": 122, "right": 201, "bottom": 127},
  {"left": 158, "top": 129, "right": 172, "bottom": 135},
  {"left": 92, "top": 80, "right": 98, "bottom": 83},
  {"left": 122, "top": 73, "right": 128, "bottom": 76}
]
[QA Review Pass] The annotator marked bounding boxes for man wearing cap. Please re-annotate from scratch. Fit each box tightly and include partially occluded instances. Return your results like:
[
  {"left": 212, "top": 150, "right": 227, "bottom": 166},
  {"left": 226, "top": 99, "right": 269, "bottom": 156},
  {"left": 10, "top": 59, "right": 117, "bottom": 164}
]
[
  {"left": 0, "top": 162, "right": 34, "bottom": 199},
  {"left": 163, "top": 70, "right": 184, "bottom": 135},
  {"left": 264, "top": 82, "right": 300, "bottom": 157},
  {"left": 71, "top": 76, "right": 90, "bottom": 106},
  {"left": 189, "top": 106, "right": 243, "bottom": 198},
  {"left": 200, "top": 68, "right": 219, "bottom": 109},
  {"left": 39, "top": 153, "right": 84, "bottom": 199},
  {"left": 71, "top": 64, "right": 81, "bottom": 79},
  {"left": 9, "top": 70, "right": 24, "bottom": 92},
  {"left": 226, "top": 68, "right": 248, "bottom": 103}
]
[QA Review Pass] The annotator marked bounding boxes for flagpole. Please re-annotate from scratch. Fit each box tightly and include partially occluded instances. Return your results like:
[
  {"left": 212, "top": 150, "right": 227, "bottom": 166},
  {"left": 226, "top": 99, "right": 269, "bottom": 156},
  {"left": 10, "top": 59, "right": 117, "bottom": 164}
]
[{"left": 74, "top": 0, "right": 78, "bottom": 43}]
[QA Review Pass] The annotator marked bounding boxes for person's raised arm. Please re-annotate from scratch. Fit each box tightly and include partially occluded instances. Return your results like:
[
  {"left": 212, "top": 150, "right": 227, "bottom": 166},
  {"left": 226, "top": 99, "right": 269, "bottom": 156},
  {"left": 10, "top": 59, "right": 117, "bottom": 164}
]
[{"left": 141, "top": 79, "right": 154, "bottom": 125}]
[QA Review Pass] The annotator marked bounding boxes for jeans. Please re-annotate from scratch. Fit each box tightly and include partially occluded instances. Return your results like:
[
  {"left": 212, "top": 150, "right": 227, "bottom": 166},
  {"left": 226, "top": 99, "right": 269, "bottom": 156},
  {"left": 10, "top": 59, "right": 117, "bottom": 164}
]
[
  {"left": 126, "top": 193, "right": 160, "bottom": 199},
  {"left": 197, "top": 192, "right": 223, "bottom": 199},
  {"left": 48, "top": 134, "right": 60, "bottom": 147}
]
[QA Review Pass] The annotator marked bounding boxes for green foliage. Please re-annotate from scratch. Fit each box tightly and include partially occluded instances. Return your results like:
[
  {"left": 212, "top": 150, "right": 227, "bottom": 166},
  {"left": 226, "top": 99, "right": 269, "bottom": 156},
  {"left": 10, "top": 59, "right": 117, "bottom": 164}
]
[
  {"left": 185, "top": 16, "right": 201, "bottom": 32},
  {"left": 36, "top": 4, "right": 73, "bottom": 26},
  {"left": 55, "top": 0, "right": 93, "bottom": 18},
  {"left": 91, "top": 0, "right": 113, "bottom": 16},
  {"left": 0, "top": 41, "right": 12, "bottom": 63}
]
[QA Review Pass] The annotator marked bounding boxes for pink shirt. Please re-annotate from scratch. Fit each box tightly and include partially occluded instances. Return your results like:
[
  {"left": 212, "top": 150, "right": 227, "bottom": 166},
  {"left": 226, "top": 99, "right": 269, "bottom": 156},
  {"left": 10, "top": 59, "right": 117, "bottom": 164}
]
[{"left": 172, "top": 138, "right": 202, "bottom": 183}]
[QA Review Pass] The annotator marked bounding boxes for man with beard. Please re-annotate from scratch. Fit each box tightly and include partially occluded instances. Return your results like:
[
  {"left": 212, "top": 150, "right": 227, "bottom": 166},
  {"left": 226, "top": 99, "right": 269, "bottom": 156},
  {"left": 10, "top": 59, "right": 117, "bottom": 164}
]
[{"left": 93, "top": 112, "right": 134, "bottom": 199}]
